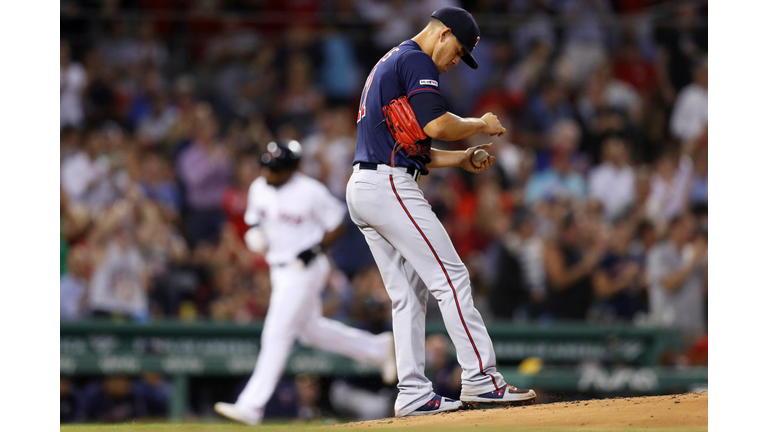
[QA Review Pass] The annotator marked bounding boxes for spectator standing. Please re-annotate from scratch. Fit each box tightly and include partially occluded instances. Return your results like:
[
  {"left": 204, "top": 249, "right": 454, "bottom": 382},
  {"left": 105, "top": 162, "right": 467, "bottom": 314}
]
[
  {"left": 544, "top": 214, "right": 607, "bottom": 321},
  {"left": 61, "top": 41, "right": 87, "bottom": 128},
  {"left": 592, "top": 218, "right": 646, "bottom": 321},
  {"left": 670, "top": 56, "right": 707, "bottom": 146},
  {"left": 491, "top": 210, "right": 546, "bottom": 320},
  {"left": 646, "top": 150, "right": 693, "bottom": 225},
  {"left": 588, "top": 136, "right": 635, "bottom": 221},
  {"left": 647, "top": 213, "right": 707, "bottom": 340},
  {"left": 177, "top": 104, "right": 233, "bottom": 246},
  {"left": 60, "top": 128, "right": 126, "bottom": 214},
  {"left": 87, "top": 202, "right": 150, "bottom": 321}
]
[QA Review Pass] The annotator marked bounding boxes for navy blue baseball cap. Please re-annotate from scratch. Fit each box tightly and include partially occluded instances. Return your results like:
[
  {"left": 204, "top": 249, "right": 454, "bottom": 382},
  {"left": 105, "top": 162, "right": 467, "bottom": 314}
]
[{"left": 431, "top": 7, "right": 481, "bottom": 69}]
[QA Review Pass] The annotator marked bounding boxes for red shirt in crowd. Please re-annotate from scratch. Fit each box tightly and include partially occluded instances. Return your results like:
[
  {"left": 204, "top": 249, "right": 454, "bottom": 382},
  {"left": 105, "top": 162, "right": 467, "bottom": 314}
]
[
  {"left": 222, "top": 187, "right": 250, "bottom": 241},
  {"left": 613, "top": 58, "right": 656, "bottom": 97}
]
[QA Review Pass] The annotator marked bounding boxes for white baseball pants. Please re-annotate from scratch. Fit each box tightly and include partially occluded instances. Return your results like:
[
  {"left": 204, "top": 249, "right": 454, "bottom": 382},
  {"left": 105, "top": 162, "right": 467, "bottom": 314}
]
[
  {"left": 235, "top": 254, "right": 392, "bottom": 417},
  {"left": 346, "top": 164, "right": 505, "bottom": 416}
]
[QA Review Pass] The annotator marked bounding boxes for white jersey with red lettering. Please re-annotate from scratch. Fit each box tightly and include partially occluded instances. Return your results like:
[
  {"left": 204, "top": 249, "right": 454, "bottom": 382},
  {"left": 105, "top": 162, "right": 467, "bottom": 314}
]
[
  {"left": 227, "top": 172, "right": 394, "bottom": 423},
  {"left": 244, "top": 173, "right": 345, "bottom": 266}
]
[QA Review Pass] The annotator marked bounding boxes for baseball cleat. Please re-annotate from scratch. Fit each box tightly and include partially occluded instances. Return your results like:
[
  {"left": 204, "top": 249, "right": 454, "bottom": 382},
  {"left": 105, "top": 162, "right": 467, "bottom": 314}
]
[
  {"left": 381, "top": 331, "right": 398, "bottom": 385},
  {"left": 404, "top": 394, "right": 463, "bottom": 416},
  {"left": 214, "top": 402, "right": 262, "bottom": 426},
  {"left": 460, "top": 385, "right": 537, "bottom": 407}
]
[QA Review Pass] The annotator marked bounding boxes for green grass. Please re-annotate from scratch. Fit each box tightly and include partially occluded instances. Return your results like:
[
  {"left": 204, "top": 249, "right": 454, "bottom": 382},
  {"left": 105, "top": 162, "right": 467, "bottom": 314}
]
[
  {"left": 60, "top": 422, "right": 326, "bottom": 431},
  {"left": 60, "top": 425, "right": 706, "bottom": 432}
]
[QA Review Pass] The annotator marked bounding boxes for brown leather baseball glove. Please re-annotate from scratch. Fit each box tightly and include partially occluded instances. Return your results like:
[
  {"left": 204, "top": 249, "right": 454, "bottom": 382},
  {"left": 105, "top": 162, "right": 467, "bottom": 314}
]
[{"left": 382, "top": 96, "right": 432, "bottom": 158}]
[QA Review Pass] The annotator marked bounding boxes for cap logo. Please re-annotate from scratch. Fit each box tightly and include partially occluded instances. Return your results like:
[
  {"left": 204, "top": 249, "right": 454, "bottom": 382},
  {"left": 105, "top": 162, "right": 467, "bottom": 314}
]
[{"left": 474, "top": 36, "right": 480, "bottom": 49}]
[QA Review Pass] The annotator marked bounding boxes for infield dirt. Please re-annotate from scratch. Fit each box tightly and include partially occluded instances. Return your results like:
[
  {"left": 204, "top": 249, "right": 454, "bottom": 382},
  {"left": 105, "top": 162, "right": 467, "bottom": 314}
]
[{"left": 327, "top": 392, "right": 707, "bottom": 431}]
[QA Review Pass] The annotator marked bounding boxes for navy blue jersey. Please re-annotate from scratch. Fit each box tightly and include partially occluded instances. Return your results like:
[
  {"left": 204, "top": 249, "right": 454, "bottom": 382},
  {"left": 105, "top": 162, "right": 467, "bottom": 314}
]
[{"left": 353, "top": 40, "right": 447, "bottom": 172}]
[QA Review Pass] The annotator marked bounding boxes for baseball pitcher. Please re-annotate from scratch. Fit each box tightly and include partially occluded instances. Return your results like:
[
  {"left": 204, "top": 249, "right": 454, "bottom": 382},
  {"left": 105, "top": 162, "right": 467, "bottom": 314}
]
[{"left": 347, "top": 7, "right": 536, "bottom": 417}]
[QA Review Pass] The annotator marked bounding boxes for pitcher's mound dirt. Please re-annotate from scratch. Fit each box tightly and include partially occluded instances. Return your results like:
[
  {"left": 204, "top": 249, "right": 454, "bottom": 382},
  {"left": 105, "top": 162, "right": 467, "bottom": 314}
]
[{"left": 328, "top": 392, "right": 707, "bottom": 431}]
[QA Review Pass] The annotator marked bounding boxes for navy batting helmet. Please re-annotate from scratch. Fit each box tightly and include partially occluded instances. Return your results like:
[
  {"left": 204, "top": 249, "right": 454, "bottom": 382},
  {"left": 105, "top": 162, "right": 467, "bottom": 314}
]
[{"left": 260, "top": 140, "right": 302, "bottom": 171}]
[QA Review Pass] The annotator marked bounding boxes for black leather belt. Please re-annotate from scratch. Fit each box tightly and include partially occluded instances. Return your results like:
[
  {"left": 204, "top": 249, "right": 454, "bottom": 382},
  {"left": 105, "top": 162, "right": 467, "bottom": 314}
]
[{"left": 357, "top": 162, "right": 421, "bottom": 180}]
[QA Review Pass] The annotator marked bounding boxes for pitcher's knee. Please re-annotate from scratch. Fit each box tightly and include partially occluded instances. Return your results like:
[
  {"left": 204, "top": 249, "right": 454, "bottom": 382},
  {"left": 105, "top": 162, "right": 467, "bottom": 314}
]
[{"left": 429, "top": 271, "right": 470, "bottom": 300}]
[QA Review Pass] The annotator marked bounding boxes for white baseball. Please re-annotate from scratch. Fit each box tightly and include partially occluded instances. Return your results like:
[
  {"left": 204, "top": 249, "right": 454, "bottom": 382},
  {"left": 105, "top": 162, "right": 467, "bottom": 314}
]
[
  {"left": 244, "top": 227, "right": 268, "bottom": 253},
  {"left": 471, "top": 149, "right": 489, "bottom": 167}
]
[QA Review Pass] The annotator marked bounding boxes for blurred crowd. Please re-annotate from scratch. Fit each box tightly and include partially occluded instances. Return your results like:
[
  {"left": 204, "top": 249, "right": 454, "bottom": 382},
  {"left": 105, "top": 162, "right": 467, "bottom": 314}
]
[{"left": 60, "top": 0, "right": 708, "bottom": 343}]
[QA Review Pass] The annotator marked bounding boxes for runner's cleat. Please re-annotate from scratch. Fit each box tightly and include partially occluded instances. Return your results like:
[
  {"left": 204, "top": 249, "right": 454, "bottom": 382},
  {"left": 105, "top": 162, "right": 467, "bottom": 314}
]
[{"left": 214, "top": 402, "right": 262, "bottom": 425}]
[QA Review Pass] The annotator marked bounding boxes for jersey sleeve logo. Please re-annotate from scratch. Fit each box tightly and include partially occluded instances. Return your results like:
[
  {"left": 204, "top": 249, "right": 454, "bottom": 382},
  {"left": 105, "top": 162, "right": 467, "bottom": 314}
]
[{"left": 419, "top": 79, "right": 438, "bottom": 87}]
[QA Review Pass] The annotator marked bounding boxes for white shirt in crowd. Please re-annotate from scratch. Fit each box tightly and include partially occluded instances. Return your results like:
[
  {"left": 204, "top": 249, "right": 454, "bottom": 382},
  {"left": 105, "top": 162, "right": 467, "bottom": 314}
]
[
  {"left": 647, "top": 240, "right": 706, "bottom": 339},
  {"left": 89, "top": 242, "right": 148, "bottom": 317},
  {"left": 588, "top": 163, "right": 635, "bottom": 221},
  {"left": 508, "top": 234, "right": 546, "bottom": 298},
  {"left": 244, "top": 173, "right": 346, "bottom": 266},
  {"left": 496, "top": 141, "right": 525, "bottom": 184},
  {"left": 61, "top": 62, "right": 87, "bottom": 128},
  {"left": 61, "top": 152, "right": 127, "bottom": 212},
  {"left": 647, "top": 156, "right": 693, "bottom": 224},
  {"left": 670, "top": 83, "right": 708, "bottom": 142}
]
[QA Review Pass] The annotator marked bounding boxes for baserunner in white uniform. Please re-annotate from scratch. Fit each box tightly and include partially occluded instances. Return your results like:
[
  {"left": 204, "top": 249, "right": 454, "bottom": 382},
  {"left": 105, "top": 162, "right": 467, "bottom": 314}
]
[
  {"left": 215, "top": 141, "right": 396, "bottom": 426},
  {"left": 347, "top": 7, "right": 536, "bottom": 417}
]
